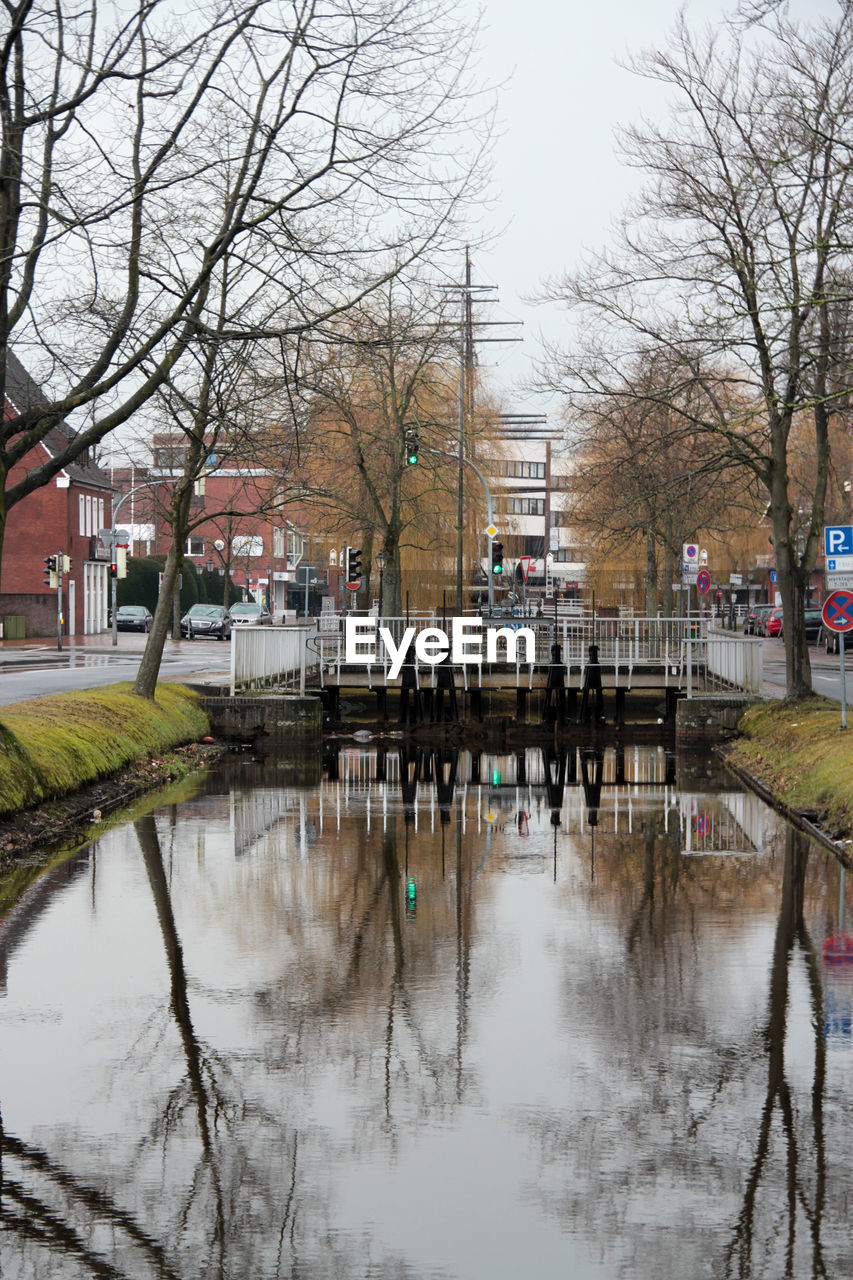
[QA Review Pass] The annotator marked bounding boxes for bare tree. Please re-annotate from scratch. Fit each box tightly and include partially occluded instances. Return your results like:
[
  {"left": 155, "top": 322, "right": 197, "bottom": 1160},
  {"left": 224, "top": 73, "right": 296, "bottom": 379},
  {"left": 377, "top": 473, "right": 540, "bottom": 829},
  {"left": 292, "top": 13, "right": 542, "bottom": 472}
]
[
  {"left": 538, "top": 9, "right": 853, "bottom": 697},
  {"left": 0, "top": 0, "right": 491, "bottom": 576},
  {"left": 293, "top": 282, "right": 464, "bottom": 616},
  {"left": 553, "top": 350, "right": 761, "bottom": 615}
]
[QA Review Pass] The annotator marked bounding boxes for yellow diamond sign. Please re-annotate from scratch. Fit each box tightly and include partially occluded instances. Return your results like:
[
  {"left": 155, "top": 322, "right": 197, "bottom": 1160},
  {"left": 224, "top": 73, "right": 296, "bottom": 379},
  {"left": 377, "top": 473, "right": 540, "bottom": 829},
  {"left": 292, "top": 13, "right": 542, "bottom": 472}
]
[{"left": 485, "top": 524, "right": 498, "bottom": 539}]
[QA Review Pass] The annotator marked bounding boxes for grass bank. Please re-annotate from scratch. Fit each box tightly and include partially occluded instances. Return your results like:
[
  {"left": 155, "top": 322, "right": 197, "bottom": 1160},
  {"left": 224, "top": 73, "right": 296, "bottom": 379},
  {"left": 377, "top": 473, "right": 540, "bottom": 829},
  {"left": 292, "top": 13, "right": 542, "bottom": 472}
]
[
  {"left": 0, "top": 683, "right": 210, "bottom": 819},
  {"left": 724, "top": 696, "right": 853, "bottom": 841}
]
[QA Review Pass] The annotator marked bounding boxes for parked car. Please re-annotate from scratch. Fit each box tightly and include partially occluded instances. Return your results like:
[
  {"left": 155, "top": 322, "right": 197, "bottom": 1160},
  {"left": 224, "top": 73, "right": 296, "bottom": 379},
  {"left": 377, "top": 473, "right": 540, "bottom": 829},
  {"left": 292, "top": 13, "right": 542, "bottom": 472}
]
[
  {"left": 747, "top": 604, "right": 773, "bottom": 635},
  {"left": 758, "top": 607, "right": 823, "bottom": 643},
  {"left": 181, "top": 603, "right": 232, "bottom": 640},
  {"left": 758, "top": 604, "right": 778, "bottom": 634},
  {"left": 823, "top": 625, "right": 842, "bottom": 654},
  {"left": 804, "top": 608, "right": 824, "bottom": 644},
  {"left": 113, "top": 605, "right": 153, "bottom": 632},
  {"left": 229, "top": 601, "right": 273, "bottom": 627}
]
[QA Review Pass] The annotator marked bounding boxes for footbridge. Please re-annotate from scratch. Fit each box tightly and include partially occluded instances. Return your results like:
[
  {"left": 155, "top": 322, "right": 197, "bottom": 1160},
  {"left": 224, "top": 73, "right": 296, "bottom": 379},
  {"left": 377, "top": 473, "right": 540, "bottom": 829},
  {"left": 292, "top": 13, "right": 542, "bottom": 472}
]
[{"left": 229, "top": 615, "right": 762, "bottom": 726}]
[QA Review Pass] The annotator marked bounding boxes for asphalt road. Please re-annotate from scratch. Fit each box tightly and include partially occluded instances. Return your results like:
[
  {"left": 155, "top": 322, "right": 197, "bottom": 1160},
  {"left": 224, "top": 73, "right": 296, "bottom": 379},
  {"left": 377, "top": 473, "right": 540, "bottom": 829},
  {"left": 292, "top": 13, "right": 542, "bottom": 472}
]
[
  {"left": 0, "top": 633, "right": 231, "bottom": 705},
  {"left": 760, "top": 634, "right": 852, "bottom": 705}
]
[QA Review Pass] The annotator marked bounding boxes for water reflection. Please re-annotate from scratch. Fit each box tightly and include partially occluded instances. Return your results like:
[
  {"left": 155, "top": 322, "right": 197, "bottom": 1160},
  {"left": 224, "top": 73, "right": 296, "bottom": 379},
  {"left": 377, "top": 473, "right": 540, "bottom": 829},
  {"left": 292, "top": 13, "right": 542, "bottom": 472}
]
[{"left": 0, "top": 746, "right": 851, "bottom": 1279}]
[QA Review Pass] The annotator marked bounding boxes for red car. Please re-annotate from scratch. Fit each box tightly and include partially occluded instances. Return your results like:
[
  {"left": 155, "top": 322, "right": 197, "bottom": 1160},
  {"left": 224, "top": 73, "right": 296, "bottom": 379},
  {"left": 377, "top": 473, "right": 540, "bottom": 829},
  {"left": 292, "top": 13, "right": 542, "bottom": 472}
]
[{"left": 764, "top": 607, "right": 783, "bottom": 637}]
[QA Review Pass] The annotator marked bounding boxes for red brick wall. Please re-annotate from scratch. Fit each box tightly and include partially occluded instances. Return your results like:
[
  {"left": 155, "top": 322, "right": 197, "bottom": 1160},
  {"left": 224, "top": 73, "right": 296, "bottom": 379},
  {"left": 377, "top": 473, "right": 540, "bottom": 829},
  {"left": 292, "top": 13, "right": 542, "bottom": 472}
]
[
  {"left": 0, "top": 592, "right": 58, "bottom": 638},
  {"left": 0, "top": 445, "right": 112, "bottom": 635}
]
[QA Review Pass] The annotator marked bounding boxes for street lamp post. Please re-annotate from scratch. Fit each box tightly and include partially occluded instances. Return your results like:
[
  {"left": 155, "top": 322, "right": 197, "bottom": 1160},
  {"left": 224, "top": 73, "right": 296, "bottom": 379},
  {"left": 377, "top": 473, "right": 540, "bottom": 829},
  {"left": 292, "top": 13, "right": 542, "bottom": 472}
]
[
  {"left": 109, "top": 478, "right": 163, "bottom": 646},
  {"left": 377, "top": 548, "right": 385, "bottom": 618}
]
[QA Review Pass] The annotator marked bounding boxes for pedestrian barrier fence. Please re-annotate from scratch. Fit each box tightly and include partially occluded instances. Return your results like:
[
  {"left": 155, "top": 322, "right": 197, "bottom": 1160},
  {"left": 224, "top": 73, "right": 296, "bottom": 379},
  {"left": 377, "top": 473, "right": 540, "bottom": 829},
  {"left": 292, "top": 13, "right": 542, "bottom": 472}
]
[
  {"left": 305, "top": 614, "right": 763, "bottom": 697},
  {"left": 230, "top": 623, "right": 318, "bottom": 695}
]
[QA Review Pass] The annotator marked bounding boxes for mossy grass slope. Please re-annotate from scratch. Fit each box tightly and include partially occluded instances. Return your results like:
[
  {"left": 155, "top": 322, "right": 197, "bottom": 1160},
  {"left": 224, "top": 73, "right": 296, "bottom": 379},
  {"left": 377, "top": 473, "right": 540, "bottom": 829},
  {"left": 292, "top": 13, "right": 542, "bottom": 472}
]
[
  {"left": 0, "top": 683, "right": 209, "bottom": 819},
  {"left": 727, "top": 696, "right": 853, "bottom": 838}
]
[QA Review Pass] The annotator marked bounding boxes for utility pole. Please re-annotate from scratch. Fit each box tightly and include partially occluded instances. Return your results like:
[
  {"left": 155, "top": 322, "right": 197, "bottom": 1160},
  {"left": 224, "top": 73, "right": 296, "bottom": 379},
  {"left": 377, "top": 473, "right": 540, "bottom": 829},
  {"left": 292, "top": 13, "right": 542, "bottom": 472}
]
[{"left": 443, "top": 249, "right": 519, "bottom": 613}]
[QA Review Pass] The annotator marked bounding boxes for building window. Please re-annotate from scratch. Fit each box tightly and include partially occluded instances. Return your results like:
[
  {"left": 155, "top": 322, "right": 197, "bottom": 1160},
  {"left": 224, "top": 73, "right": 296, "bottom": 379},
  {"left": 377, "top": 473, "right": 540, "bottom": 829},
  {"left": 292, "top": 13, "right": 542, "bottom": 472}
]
[
  {"left": 232, "top": 534, "right": 263, "bottom": 558},
  {"left": 154, "top": 444, "right": 187, "bottom": 468},
  {"left": 185, "top": 535, "right": 205, "bottom": 557},
  {"left": 287, "top": 527, "right": 304, "bottom": 566},
  {"left": 498, "top": 460, "right": 546, "bottom": 479},
  {"left": 97, "top": 497, "right": 104, "bottom": 532},
  {"left": 273, "top": 527, "right": 286, "bottom": 558},
  {"left": 79, "top": 495, "right": 85, "bottom": 535},
  {"left": 509, "top": 497, "right": 545, "bottom": 516}
]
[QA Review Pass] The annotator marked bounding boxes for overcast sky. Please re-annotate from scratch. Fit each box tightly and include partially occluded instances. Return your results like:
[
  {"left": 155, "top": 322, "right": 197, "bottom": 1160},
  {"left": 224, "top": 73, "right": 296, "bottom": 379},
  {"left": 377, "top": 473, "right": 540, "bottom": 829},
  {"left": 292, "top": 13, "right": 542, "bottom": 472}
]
[{"left": 465, "top": 0, "right": 840, "bottom": 413}]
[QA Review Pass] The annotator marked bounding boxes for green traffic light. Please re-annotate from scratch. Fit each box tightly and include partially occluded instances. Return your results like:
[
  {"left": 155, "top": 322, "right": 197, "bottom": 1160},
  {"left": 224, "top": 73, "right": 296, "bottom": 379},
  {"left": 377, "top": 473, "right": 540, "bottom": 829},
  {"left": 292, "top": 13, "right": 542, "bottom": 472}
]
[
  {"left": 407, "top": 451, "right": 418, "bottom": 465},
  {"left": 492, "top": 563, "right": 502, "bottom": 574}
]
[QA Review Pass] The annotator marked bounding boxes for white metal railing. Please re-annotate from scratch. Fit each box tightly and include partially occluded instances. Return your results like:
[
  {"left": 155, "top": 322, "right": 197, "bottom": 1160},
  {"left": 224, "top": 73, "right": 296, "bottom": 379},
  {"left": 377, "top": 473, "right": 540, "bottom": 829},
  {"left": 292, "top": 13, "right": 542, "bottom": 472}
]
[
  {"left": 230, "top": 623, "right": 319, "bottom": 695},
  {"left": 705, "top": 627, "right": 763, "bottom": 695},
  {"left": 309, "top": 614, "right": 761, "bottom": 696}
]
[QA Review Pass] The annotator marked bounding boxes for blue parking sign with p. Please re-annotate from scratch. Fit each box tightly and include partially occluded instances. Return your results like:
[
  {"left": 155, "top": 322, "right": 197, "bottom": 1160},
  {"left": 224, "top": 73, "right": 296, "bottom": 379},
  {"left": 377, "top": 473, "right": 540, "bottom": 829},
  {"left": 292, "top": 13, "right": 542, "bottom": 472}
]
[{"left": 824, "top": 525, "right": 853, "bottom": 556}]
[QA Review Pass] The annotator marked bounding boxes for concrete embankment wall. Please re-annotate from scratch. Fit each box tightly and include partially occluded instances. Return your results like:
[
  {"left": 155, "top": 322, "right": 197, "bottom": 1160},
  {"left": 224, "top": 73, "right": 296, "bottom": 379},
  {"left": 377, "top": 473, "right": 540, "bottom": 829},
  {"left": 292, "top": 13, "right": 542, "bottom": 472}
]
[
  {"left": 675, "top": 694, "right": 756, "bottom": 741},
  {"left": 198, "top": 694, "right": 322, "bottom": 745}
]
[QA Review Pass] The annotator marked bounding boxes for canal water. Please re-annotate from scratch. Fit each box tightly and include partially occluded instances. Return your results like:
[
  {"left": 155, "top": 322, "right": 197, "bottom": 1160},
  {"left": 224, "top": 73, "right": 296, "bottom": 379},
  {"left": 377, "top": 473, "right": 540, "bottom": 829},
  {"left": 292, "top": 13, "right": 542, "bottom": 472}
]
[{"left": 0, "top": 742, "right": 852, "bottom": 1280}]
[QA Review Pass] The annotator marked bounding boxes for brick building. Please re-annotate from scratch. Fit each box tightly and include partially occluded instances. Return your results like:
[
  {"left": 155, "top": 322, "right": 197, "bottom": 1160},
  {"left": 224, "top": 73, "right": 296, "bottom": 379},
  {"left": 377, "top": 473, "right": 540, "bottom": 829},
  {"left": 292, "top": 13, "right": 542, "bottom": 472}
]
[
  {"left": 110, "top": 433, "right": 320, "bottom": 616},
  {"left": 1, "top": 351, "right": 114, "bottom": 636}
]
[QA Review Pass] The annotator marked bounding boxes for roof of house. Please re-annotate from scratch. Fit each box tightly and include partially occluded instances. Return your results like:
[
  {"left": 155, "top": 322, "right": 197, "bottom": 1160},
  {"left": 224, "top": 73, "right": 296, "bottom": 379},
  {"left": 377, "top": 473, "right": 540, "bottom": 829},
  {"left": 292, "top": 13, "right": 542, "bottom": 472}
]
[{"left": 3, "top": 349, "right": 115, "bottom": 492}]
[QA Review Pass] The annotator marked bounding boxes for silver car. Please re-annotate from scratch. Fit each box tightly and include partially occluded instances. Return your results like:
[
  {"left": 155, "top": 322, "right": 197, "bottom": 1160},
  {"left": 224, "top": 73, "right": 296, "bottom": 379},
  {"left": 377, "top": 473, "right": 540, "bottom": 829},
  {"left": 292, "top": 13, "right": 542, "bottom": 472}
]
[{"left": 229, "top": 601, "right": 273, "bottom": 626}]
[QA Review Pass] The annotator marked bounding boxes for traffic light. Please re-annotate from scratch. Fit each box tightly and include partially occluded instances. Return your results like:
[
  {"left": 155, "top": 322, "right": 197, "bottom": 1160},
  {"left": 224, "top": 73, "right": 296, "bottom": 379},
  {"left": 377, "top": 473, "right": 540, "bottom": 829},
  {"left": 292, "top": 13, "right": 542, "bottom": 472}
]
[
  {"left": 492, "top": 541, "right": 504, "bottom": 575},
  {"left": 110, "top": 560, "right": 117, "bottom": 579},
  {"left": 347, "top": 546, "right": 362, "bottom": 583},
  {"left": 61, "top": 554, "right": 71, "bottom": 574},
  {"left": 43, "top": 555, "right": 58, "bottom": 588},
  {"left": 405, "top": 428, "right": 419, "bottom": 465},
  {"left": 116, "top": 546, "right": 127, "bottom": 579}
]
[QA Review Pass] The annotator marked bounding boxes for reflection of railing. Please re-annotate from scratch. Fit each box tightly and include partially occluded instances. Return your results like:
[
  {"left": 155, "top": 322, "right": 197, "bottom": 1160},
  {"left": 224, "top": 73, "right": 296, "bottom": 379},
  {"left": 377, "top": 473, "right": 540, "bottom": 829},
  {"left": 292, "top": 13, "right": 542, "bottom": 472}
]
[
  {"left": 230, "top": 623, "right": 318, "bottom": 694},
  {"left": 679, "top": 791, "right": 764, "bottom": 855},
  {"left": 313, "top": 615, "right": 761, "bottom": 696}
]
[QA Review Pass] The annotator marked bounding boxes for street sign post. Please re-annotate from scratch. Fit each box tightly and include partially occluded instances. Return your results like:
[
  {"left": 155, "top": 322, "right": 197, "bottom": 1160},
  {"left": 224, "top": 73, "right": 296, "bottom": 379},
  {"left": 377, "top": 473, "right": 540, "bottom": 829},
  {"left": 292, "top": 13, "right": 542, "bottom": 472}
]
[{"left": 821, "top": 589, "right": 853, "bottom": 729}]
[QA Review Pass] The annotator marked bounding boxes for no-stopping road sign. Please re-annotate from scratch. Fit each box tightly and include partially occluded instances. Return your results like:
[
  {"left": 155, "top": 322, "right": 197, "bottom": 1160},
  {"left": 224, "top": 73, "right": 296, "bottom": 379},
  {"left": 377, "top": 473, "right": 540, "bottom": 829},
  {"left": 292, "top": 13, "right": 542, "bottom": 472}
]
[
  {"left": 822, "top": 590, "right": 853, "bottom": 633},
  {"left": 696, "top": 569, "right": 711, "bottom": 594}
]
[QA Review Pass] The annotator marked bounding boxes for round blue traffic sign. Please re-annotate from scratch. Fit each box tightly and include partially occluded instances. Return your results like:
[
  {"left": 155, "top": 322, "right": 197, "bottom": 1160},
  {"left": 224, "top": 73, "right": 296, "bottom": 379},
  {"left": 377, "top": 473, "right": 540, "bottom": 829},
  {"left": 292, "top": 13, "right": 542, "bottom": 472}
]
[{"left": 822, "top": 590, "right": 853, "bottom": 633}]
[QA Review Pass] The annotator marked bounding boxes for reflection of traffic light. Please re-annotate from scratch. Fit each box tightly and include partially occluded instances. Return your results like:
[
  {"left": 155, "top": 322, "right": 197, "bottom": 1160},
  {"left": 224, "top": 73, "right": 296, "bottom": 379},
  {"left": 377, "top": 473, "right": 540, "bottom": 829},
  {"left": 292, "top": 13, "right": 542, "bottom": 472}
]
[
  {"left": 405, "top": 876, "right": 416, "bottom": 918},
  {"left": 405, "top": 428, "right": 419, "bottom": 465},
  {"left": 347, "top": 546, "right": 362, "bottom": 583},
  {"left": 43, "top": 555, "right": 58, "bottom": 588},
  {"left": 492, "top": 541, "right": 504, "bottom": 575}
]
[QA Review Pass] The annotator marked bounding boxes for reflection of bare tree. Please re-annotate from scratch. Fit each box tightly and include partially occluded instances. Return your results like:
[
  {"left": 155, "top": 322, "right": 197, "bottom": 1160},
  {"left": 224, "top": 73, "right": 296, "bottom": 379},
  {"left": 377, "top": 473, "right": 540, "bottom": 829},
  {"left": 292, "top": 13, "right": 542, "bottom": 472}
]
[
  {"left": 135, "top": 814, "right": 228, "bottom": 1269},
  {"left": 0, "top": 1112, "right": 183, "bottom": 1278},
  {"left": 726, "top": 827, "right": 827, "bottom": 1279}
]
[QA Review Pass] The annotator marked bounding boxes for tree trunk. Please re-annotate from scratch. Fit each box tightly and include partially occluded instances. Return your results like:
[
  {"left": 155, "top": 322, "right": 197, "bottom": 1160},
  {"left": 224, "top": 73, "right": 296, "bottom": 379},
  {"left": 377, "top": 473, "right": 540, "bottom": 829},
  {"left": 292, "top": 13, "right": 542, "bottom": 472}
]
[
  {"left": 133, "top": 535, "right": 186, "bottom": 699},
  {"left": 133, "top": 471, "right": 196, "bottom": 699},
  {"left": 644, "top": 526, "right": 658, "bottom": 616},
  {"left": 662, "top": 542, "right": 675, "bottom": 618}
]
